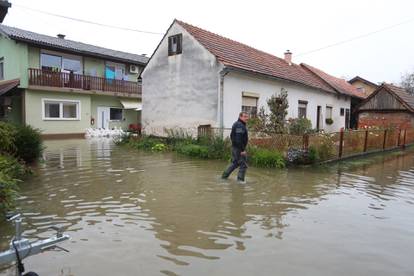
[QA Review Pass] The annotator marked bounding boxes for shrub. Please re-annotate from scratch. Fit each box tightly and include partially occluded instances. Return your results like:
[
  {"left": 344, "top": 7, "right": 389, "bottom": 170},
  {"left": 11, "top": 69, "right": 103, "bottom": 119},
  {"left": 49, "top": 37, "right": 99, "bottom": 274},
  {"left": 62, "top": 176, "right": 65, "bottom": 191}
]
[
  {"left": 0, "top": 172, "right": 19, "bottom": 215},
  {"left": 130, "top": 136, "right": 163, "bottom": 150},
  {"left": 176, "top": 144, "right": 209, "bottom": 158},
  {"left": 206, "top": 136, "right": 231, "bottom": 160},
  {"left": 0, "top": 121, "right": 17, "bottom": 154},
  {"left": 286, "top": 147, "right": 319, "bottom": 165},
  {"left": 14, "top": 125, "right": 43, "bottom": 163},
  {"left": 314, "top": 133, "right": 336, "bottom": 161},
  {"left": 151, "top": 143, "right": 168, "bottom": 152},
  {"left": 165, "top": 128, "right": 194, "bottom": 145},
  {"left": 307, "top": 146, "right": 319, "bottom": 163},
  {"left": 249, "top": 147, "right": 285, "bottom": 168},
  {"left": 0, "top": 155, "right": 27, "bottom": 179},
  {"left": 288, "top": 118, "right": 313, "bottom": 135},
  {"left": 325, "top": 118, "right": 334, "bottom": 125}
]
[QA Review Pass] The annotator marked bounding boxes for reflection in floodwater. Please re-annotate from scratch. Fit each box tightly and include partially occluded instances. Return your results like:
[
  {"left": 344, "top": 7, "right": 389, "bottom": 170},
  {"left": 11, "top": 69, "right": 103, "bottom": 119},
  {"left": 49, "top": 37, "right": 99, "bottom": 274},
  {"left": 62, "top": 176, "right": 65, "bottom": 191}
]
[{"left": 1, "top": 139, "right": 414, "bottom": 275}]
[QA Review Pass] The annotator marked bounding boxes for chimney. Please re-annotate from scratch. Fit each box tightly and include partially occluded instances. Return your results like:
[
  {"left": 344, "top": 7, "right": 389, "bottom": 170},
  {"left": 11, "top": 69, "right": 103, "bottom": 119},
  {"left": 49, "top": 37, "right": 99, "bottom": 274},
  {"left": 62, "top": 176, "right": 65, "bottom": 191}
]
[
  {"left": 57, "top": 34, "right": 65, "bottom": 39},
  {"left": 284, "top": 50, "right": 292, "bottom": 65}
]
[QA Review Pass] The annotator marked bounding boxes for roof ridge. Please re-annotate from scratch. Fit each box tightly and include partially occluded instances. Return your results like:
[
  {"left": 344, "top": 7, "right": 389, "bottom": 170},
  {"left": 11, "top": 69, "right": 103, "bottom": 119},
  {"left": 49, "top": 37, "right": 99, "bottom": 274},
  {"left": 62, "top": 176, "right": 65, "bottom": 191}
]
[
  {"left": 175, "top": 19, "right": 292, "bottom": 66},
  {"left": 0, "top": 24, "right": 145, "bottom": 57}
]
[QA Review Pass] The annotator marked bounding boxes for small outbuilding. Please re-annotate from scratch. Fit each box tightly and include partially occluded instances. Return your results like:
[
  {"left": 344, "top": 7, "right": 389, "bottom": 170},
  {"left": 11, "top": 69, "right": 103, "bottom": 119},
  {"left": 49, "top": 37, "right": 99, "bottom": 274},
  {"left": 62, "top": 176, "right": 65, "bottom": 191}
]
[{"left": 357, "top": 83, "right": 414, "bottom": 129}]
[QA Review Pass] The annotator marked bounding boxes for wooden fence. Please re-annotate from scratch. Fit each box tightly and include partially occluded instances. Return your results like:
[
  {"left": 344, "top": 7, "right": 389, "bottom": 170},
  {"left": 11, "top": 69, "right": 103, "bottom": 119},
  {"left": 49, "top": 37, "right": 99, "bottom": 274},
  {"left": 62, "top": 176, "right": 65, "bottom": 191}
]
[{"left": 201, "top": 126, "right": 414, "bottom": 162}]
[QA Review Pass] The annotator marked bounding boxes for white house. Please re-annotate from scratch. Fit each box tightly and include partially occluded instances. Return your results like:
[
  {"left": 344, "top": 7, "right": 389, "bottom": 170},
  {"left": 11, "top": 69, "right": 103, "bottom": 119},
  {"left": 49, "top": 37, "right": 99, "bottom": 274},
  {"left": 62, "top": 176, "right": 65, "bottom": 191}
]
[{"left": 141, "top": 19, "right": 365, "bottom": 136}]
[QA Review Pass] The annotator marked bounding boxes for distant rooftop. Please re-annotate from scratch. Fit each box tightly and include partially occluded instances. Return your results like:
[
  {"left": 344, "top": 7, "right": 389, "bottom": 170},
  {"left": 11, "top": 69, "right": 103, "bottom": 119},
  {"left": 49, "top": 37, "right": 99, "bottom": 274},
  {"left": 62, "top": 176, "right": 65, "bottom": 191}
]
[
  {"left": 0, "top": 1, "right": 11, "bottom": 23},
  {"left": 0, "top": 24, "right": 149, "bottom": 65}
]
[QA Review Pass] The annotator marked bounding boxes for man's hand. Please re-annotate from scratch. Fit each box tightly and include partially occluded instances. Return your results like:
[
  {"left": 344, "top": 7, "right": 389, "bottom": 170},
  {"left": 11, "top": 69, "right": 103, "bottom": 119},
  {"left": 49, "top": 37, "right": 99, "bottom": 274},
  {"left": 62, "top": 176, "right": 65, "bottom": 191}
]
[{"left": 241, "top": 151, "right": 247, "bottom": 156}]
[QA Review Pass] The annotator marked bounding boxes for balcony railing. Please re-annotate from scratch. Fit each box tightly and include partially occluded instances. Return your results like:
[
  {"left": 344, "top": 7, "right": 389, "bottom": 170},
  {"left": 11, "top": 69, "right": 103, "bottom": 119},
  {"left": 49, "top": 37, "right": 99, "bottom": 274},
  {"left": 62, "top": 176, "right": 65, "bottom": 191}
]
[{"left": 28, "top": 68, "right": 141, "bottom": 95}]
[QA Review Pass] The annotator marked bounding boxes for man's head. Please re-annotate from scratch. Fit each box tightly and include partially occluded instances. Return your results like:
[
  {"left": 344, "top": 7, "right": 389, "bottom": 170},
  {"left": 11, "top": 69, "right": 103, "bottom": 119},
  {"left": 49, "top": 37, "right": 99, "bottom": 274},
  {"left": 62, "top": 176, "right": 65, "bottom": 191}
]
[{"left": 239, "top": 112, "right": 249, "bottom": 123}]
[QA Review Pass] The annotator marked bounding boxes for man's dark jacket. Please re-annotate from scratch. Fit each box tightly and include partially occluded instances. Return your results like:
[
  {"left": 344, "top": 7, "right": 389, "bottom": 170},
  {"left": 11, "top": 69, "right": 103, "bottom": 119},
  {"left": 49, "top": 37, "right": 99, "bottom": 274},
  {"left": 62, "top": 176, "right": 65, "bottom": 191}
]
[{"left": 230, "top": 119, "right": 248, "bottom": 151}]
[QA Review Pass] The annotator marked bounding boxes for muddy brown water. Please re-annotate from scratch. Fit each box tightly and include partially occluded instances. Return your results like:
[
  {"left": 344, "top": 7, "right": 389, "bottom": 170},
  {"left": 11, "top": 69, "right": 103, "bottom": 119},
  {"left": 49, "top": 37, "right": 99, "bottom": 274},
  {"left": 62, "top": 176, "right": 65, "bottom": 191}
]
[{"left": 1, "top": 139, "right": 414, "bottom": 275}]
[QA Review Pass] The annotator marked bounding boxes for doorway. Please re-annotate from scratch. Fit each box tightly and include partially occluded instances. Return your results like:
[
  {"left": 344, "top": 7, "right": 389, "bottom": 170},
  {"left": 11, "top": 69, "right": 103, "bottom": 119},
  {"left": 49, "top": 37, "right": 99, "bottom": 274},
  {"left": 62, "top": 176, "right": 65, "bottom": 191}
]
[
  {"left": 97, "top": 107, "right": 110, "bottom": 129},
  {"left": 316, "top": 106, "right": 322, "bottom": 131}
]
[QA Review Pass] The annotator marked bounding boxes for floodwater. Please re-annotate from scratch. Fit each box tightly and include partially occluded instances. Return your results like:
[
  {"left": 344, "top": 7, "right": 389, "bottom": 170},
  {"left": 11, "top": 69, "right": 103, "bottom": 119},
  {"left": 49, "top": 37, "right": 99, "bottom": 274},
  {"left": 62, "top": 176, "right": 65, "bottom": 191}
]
[{"left": 1, "top": 139, "right": 414, "bottom": 276}]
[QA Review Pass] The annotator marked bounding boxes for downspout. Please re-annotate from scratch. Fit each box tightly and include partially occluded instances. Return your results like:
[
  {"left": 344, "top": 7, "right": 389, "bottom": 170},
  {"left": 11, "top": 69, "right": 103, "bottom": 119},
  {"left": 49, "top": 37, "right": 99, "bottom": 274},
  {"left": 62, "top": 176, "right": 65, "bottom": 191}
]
[{"left": 219, "top": 68, "right": 229, "bottom": 137}]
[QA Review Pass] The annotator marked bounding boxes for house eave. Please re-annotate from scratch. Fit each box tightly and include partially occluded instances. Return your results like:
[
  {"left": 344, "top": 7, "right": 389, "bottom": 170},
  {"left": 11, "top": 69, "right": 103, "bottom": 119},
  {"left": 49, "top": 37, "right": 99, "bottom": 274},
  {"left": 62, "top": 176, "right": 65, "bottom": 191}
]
[{"left": 223, "top": 65, "right": 342, "bottom": 97}]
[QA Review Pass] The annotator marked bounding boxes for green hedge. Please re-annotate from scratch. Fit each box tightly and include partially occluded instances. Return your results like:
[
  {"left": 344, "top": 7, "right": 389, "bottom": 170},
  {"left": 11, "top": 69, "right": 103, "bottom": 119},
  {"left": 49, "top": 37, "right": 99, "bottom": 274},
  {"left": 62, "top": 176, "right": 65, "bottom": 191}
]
[
  {"left": 249, "top": 147, "right": 286, "bottom": 168},
  {"left": 0, "top": 122, "right": 43, "bottom": 163}
]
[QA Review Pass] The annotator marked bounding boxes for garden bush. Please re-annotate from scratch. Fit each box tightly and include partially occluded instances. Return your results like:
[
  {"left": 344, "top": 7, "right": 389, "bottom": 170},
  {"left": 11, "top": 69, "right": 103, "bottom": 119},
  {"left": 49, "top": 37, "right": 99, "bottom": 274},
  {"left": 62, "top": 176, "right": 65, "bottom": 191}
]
[
  {"left": 288, "top": 118, "right": 313, "bottom": 135},
  {"left": 0, "top": 155, "right": 27, "bottom": 179},
  {"left": 0, "top": 121, "right": 17, "bottom": 154},
  {"left": 249, "top": 147, "right": 285, "bottom": 168},
  {"left": 151, "top": 143, "right": 168, "bottom": 152},
  {"left": 14, "top": 125, "right": 43, "bottom": 163},
  {"left": 175, "top": 144, "right": 209, "bottom": 158},
  {"left": 286, "top": 147, "right": 319, "bottom": 165},
  {"left": 0, "top": 172, "right": 19, "bottom": 216}
]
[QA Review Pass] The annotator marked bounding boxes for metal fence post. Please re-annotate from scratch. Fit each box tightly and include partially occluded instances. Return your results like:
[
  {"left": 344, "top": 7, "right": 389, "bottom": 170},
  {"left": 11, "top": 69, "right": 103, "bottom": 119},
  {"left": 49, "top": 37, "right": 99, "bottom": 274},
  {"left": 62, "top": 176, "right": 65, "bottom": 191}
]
[
  {"left": 382, "top": 129, "right": 387, "bottom": 150},
  {"left": 363, "top": 130, "right": 368, "bottom": 152},
  {"left": 338, "top": 129, "right": 344, "bottom": 158}
]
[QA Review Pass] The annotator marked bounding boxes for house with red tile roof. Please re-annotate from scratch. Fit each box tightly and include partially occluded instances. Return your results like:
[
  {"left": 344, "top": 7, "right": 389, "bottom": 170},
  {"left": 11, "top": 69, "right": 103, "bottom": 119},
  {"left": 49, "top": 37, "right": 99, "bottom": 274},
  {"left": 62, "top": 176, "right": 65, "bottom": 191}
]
[{"left": 141, "top": 19, "right": 365, "bottom": 135}]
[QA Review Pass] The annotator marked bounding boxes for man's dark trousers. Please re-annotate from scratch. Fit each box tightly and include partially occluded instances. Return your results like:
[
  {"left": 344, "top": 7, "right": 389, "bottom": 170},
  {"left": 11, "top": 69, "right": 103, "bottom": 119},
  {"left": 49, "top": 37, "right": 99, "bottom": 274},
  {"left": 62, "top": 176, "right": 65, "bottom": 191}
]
[{"left": 223, "top": 147, "right": 247, "bottom": 181}]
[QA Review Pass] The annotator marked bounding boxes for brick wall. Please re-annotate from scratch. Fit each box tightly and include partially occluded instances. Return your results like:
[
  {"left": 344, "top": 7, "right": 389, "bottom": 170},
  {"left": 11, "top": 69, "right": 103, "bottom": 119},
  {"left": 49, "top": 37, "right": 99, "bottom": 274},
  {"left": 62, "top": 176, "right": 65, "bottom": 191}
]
[{"left": 358, "top": 112, "right": 414, "bottom": 129}]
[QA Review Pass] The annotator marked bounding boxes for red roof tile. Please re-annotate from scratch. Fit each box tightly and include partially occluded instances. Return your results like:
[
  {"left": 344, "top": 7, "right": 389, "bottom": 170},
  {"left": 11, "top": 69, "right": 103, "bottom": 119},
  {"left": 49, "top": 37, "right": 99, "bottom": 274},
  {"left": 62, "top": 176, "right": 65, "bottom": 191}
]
[
  {"left": 301, "top": 64, "right": 367, "bottom": 99},
  {"left": 175, "top": 20, "right": 337, "bottom": 94}
]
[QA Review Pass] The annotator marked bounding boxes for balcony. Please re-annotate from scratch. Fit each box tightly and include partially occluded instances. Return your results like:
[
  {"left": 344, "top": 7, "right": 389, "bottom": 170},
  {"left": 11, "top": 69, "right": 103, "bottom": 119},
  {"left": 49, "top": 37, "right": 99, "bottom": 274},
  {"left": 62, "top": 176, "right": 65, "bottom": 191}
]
[{"left": 28, "top": 68, "right": 141, "bottom": 97}]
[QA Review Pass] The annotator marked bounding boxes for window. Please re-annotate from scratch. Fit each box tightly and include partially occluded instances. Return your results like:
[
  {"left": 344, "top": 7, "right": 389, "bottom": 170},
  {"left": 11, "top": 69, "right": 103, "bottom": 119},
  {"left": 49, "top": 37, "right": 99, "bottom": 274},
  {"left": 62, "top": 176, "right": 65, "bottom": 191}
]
[
  {"left": 326, "top": 106, "right": 333, "bottom": 119},
  {"left": 41, "top": 52, "right": 82, "bottom": 73},
  {"left": 168, "top": 34, "right": 182, "bottom": 56},
  {"left": 0, "top": 57, "right": 4, "bottom": 80},
  {"left": 43, "top": 99, "right": 80, "bottom": 120},
  {"left": 298, "top": 100, "right": 307, "bottom": 118},
  {"left": 41, "top": 53, "right": 62, "bottom": 71},
  {"left": 110, "top": 108, "right": 123, "bottom": 121},
  {"left": 241, "top": 96, "right": 258, "bottom": 117},
  {"left": 356, "top": 86, "right": 365, "bottom": 94},
  {"left": 105, "top": 62, "right": 126, "bottom": 80},
  {"left": 340, "top": 108, "right": 345, "bottom": 116}
]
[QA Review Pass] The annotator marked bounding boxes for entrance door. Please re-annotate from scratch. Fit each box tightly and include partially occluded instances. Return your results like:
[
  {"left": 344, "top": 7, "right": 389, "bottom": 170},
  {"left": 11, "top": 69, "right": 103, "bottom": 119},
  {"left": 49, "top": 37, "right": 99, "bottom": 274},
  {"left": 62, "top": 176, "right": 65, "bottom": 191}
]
[
  {"left": 316, "top": 106, "right": 322, "bottom": 131},
  {"left": 97, "top": 107, "right": 110, "bottom": 129}
]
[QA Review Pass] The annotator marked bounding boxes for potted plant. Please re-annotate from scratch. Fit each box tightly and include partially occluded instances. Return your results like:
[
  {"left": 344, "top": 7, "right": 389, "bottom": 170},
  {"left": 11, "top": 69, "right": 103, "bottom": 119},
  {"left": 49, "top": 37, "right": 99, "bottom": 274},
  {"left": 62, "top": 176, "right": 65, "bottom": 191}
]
[{"left": 325, "top": 118, "right": 334, "bottom": 125}]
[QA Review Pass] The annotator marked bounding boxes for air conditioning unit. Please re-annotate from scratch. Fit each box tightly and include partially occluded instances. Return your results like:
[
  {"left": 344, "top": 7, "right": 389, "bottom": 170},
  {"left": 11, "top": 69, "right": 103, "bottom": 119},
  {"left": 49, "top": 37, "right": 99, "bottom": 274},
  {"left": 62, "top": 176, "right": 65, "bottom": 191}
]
[{"left": 129, "top": 65, "right": 139, "bottom": 74}]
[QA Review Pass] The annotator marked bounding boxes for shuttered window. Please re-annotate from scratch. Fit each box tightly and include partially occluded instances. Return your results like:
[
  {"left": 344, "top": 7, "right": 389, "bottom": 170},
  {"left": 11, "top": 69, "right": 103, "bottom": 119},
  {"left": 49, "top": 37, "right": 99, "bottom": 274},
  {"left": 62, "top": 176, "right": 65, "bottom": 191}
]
[
  {"left": 298, "top": 100, "right": 307, "bottom": 118},
  {"left": 326, "top": 106, "right": 333, "bottom": 119},
  {"left": 168, "top": 34, "right": 182, "bottom": 56},
  {"left": 242, "top": 96, "right": 258, "bottom": 116}
]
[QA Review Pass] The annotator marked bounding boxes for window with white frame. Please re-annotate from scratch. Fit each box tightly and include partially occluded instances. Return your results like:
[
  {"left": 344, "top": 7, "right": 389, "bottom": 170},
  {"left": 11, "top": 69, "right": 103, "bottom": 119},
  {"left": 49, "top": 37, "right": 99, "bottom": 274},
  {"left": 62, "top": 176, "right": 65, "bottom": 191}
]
[
  {"left": 110, "top": 108, "right": 123, "bottom": 121},
  {"left": 0, "top": 57, "right": 4, "bottom": 80},
  {"left": 43, "top": 99, "right": 80, "bottom": 120},
  {"left": 298, "top": 100, "right": 307, "bottom": 118},
  {"left": 241, "top": 96, "right": 258, "bottom": 117},
  {"left": 326, "top": 106, "right": 333, "bottom": 119}
]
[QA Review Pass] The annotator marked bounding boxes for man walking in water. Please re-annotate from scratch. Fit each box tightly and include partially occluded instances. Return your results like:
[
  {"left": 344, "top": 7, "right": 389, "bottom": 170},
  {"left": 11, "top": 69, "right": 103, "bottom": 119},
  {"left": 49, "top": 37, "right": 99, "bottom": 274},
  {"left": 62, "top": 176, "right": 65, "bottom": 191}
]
[{"left": 222, "top": 112, "right": 249, "bottom": 182}]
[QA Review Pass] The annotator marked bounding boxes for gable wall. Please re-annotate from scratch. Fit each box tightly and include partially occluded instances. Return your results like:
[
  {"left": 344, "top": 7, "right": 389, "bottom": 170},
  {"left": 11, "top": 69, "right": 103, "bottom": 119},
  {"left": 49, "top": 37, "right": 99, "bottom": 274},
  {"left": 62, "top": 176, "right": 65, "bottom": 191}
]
[
  {"left": 359, "top": 88, "right": 407, "bottom": 111},
  {"left": 141, "top": 22, "right": 223, "bottom": 136}
]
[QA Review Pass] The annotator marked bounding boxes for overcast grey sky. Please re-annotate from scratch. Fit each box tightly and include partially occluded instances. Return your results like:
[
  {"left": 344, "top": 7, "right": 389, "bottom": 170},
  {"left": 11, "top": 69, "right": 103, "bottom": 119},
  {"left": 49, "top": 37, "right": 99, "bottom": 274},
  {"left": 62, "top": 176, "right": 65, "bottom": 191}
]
[{"left": 3, "top": 0, "right": 414, "bottom": 84}]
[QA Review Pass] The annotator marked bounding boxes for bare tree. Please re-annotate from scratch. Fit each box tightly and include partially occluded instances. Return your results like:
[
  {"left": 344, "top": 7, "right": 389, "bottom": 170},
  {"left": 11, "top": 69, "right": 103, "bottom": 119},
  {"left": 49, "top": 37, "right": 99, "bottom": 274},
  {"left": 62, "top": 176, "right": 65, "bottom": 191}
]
[{"left": 401, "top": 71, "right": 414, "bottom": 94}]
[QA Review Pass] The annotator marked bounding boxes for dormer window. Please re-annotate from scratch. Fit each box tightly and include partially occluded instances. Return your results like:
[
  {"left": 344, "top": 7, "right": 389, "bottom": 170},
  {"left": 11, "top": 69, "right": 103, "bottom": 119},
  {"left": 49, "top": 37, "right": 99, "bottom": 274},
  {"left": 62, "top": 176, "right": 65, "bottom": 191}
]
[{"left": 168, "top": 34, "right": 182, "bottom": 56}]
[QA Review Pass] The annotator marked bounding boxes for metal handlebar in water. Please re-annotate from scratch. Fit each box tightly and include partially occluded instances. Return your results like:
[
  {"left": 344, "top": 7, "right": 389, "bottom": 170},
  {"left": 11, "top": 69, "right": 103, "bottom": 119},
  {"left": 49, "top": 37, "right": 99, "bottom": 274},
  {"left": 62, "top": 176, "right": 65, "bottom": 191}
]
[{"left": 0, "top": 213, "right": 70, "bottom": 275}]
